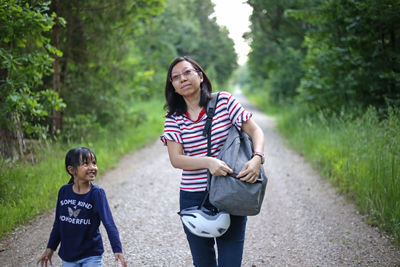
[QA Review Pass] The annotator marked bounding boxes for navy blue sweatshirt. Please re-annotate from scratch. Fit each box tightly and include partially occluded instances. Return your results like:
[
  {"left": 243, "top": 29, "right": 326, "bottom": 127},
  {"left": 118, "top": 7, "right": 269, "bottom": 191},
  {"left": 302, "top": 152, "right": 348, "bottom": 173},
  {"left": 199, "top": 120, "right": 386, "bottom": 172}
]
[{"left": 47, "top": 183, "right": 122, "bottom": 262}]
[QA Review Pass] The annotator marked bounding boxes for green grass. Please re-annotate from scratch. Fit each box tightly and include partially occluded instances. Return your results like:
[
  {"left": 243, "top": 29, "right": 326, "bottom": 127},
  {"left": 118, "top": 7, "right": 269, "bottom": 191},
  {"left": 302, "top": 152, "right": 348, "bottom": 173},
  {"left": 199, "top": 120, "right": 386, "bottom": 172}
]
[
  {"left": 0, "top": 99, "right": 165, "bottom": 238},
  {"left": 246, "top": 89, "right": 282, "bottom": 115},
  {"left": 250, "top": 95, "right": 400, "bottom": 244},
  {"left": 283, "top": 107, "right": 400, "bottom": 243}
]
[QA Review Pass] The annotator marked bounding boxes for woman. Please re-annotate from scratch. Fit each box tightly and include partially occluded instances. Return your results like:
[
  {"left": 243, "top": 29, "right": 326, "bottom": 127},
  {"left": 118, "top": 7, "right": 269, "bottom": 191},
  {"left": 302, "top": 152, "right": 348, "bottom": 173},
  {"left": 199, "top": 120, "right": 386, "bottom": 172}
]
[{"left": 161, "top": 56, "right": 265, "bottom": 267}]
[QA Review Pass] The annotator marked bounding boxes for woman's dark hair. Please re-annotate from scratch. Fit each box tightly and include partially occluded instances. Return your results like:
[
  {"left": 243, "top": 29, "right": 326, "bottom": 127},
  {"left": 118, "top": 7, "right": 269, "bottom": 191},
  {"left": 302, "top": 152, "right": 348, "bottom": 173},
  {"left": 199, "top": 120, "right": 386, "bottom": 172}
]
[
  {"left": 65, "top": 147, "right": 97, "bottom": 184},
  {"left": 164, "top": 56, "right": 213, "bottom": 116}
]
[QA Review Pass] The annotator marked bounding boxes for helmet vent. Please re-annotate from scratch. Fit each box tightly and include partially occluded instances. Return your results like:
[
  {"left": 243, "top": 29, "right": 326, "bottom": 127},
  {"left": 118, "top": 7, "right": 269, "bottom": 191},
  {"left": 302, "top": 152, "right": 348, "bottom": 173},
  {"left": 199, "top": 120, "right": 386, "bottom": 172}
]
[
  {"left": 188, "top": 221, "right": 196, "bottom": 229},
  {"left": 218, "top": 228, "right": 226, "bottom": 234}
]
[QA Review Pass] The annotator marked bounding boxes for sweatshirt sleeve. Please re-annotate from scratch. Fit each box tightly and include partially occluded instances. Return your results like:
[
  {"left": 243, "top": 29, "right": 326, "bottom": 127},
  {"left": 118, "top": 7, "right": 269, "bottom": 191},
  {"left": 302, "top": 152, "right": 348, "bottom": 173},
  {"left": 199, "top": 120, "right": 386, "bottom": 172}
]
[
  {"left": 94, "top": 188, "right": 123, "bottom": 253},
  {"left": 47, "top": 188, "right": 62, "bottom": 250}
]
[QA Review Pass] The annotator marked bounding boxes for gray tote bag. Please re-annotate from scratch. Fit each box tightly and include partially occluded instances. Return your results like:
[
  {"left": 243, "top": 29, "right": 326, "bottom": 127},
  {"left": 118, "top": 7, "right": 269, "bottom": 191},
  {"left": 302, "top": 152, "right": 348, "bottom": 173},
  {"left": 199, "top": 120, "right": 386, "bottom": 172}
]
[{"left": 205, "top": 93, "right": 267, "bottom": 216}]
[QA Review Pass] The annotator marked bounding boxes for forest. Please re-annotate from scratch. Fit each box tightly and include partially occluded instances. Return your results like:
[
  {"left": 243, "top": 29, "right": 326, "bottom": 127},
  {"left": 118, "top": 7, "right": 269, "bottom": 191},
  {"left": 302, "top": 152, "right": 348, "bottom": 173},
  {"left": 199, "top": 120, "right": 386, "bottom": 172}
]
[
  {"left": 1, "top": 0, "right": 399, "bottom": 243},
  {"left": 243, "top": 0, "right": 400, "bottom": 244}
]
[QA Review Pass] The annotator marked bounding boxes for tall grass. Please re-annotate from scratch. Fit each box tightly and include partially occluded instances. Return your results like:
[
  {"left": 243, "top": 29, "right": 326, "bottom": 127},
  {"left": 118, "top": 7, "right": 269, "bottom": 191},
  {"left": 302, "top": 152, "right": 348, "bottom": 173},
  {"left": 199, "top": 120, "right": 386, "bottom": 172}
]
[
  {"left": 275, "top": 105, "right": 400, "bottom": 243},
  {"left": 0, "top": 99, "right": 165, "bottom": 238}
]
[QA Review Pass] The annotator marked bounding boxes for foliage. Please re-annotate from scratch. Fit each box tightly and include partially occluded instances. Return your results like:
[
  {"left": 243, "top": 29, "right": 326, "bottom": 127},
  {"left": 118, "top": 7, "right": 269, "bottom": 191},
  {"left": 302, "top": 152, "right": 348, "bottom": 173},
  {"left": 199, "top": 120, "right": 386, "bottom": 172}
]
[
  {"left": 244, "top": 0, "right": 309, "bottom": 103},
  {"left": 47, "top": 0, "right": 165, "bottom": 135},
  {"left": 53, "top": 0, "right": 237, "bottom": 142},
  {"left": 245, "top": 0, "right": 400, "bottom": 112},
  {"left": 1, "top": 0, "right": 238, "bottom": 158},
  {"left": 275, "top": 104, "right": 400, "bottom": 243},
  {"left": 293, "top": 0, "right": 400, "bottom": 112},
  {"left": 132, "top": 0, "right": 237, "bottom": 91},
  {"left": 0, "top": 0, "right": 65, "bottom": 140}
]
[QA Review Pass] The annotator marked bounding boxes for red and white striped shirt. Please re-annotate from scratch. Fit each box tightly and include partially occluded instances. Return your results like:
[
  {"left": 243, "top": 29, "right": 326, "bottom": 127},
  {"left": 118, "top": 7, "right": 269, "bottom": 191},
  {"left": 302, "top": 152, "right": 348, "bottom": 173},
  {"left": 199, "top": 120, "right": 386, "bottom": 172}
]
[{"left": 161, "top": 91, "right": 252, "bottom": 192}]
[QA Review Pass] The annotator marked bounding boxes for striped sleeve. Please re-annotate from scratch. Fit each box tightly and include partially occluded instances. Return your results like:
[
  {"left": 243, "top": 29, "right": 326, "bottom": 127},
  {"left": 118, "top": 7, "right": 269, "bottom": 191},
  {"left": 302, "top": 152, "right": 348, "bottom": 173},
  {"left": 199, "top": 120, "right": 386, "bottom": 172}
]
[
  {"left": 160, "top": 115, "right": 183, "bottom": 146},
  {"left": 221, "top": 91, "right": 252, "bottom": 130}
]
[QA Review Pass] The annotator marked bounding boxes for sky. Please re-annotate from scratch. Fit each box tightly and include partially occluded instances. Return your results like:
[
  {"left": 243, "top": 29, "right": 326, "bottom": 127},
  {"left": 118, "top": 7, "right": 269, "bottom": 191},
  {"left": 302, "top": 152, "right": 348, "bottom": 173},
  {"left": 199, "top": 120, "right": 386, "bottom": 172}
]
[{"left": 211, "top": 0, "right": 253, "bottom": 65}]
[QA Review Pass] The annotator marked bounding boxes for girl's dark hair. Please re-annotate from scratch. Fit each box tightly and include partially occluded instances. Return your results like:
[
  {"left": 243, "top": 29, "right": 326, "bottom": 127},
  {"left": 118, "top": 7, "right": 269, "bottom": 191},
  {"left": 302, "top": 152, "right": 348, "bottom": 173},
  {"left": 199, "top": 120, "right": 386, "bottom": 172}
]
[
  {"left": 65, "top": 147, "right": 97, "bottom": 184},
  {"left": 164, "top": 56, "right": 213, "bottom": 116}
]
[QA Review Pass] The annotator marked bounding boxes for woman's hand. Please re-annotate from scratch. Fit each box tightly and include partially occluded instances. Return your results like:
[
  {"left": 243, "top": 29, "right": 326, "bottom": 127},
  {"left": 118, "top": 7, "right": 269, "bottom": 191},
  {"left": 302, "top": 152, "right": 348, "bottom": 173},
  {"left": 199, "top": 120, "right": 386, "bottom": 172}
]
[
  {"left": 237, "top": 156, "right": 261, "bottom": 183},
  {"left": 208, "top": 157, "right": 233, "bottom": 176},
  {"left": 37, "top": 248, "right": 54, "bottom": 267},
  {"left": 114, "top": 253, "right": 127, "bottom": 267},
  {"left": 239, "top": 118, "right": 264, "bottom": 183}
]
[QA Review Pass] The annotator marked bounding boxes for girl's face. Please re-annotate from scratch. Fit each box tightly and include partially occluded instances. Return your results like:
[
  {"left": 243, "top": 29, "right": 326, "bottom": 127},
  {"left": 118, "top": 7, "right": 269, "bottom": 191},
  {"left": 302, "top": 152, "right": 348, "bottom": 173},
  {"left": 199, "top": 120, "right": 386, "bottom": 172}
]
[
  {"left": 69, "top": 153, "right": 98, "bottom": 183},
  {"left": 171, "top": 61, "right": 203, "bottom": 98}
]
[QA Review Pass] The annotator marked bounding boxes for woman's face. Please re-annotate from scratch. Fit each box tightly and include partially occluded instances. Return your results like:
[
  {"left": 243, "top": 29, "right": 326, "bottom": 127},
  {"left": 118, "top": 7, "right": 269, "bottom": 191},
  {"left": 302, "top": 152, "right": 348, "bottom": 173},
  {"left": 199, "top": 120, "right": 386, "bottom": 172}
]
[{"left": 171, "top": 60, "right": 203, "bottom": 98}]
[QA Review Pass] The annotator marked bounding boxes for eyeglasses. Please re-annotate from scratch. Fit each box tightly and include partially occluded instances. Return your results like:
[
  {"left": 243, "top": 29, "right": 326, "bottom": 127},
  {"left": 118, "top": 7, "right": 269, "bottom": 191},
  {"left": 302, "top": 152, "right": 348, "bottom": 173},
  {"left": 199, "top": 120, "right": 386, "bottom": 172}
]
[{"left": 170, "top": 69, "right": 199, "bottom": 83}]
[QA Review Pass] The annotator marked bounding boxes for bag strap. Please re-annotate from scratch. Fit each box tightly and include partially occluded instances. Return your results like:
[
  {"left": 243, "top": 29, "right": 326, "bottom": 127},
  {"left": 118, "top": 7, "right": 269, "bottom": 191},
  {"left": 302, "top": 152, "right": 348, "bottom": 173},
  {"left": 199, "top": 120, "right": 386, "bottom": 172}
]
[
  {"left": 204, "top": 92, "right": 219, "bottom": 156},
  {"left": 202, "top": 92, "right": 219, "bottom": 148},
  {"left": 198, "top": 92, "right": 219, "bottom": 209}
]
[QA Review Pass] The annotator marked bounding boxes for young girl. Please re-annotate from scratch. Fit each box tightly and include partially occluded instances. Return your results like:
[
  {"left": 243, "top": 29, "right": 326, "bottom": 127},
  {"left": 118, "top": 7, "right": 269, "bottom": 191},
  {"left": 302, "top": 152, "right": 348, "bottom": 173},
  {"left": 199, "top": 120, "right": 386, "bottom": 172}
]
[{"left": 37, "top": 147, "right": 127, "bottom": 267}]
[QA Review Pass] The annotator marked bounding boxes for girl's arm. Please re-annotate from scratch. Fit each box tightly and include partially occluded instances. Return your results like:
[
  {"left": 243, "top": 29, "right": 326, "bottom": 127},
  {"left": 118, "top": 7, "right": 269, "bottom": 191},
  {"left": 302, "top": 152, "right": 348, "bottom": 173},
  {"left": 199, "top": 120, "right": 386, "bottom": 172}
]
[
  {"left": 237, "top": 118, "right": 265, "bottom": 183},
  {"left": 96, "top": 189, "right": 127, "bottom": 267},
  {"left": 38, "top": 187, "right": 63, "bottom": 266},
  {"left": 166, "top": 140, "right": 233, "bottom": 177},
  {"left": 114, "top": 253, "right": 127, "bottom": 267},
  {"left": 37, "top": 248, "right": 54, "bottom": 266},
  {"left": 46, "top": 188, "right": 62, "bottom": 250},
  {"left": 46, "top": 211, "right": 61, "bottom": 250}
]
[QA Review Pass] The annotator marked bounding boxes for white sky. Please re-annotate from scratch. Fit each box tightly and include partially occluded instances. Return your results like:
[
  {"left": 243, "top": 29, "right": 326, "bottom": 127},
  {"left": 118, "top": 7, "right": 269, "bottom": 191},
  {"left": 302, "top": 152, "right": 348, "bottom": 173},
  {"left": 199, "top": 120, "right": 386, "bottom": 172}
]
[{"left": 211, "top": 0, "right": 253, "bottom": 65}]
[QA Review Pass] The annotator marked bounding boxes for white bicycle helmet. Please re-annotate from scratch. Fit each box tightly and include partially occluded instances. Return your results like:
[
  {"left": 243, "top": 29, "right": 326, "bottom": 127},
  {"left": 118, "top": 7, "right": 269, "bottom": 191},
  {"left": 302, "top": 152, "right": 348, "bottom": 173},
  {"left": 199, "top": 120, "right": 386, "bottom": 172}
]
[{"left": 178, "top": 206, "right": 231, "bottom": 238}]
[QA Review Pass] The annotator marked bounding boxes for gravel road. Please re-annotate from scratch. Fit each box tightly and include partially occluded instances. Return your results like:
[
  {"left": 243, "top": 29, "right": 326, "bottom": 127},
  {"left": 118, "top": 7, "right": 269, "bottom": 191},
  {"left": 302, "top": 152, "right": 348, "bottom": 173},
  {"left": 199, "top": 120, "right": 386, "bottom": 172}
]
[{"left": 1, "top": 91, "right": 399, "bottom": 267}]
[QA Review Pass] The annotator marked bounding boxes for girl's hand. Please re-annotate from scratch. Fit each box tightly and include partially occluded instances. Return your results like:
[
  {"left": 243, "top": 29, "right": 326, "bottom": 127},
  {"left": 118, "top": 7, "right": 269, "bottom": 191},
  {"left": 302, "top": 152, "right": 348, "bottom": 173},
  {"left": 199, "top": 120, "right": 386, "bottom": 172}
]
[
  {"left": 114, "top": 253, "right": 127, "bottom": 267},
  {"left": 36, "top": 248, "right": 54, "bottom": 267},
  {"left": 237, "top": 156, "right": 261, "bottom": 183},
  {"left": 208, "top": 158, "right": 233, "bottom": 177}
]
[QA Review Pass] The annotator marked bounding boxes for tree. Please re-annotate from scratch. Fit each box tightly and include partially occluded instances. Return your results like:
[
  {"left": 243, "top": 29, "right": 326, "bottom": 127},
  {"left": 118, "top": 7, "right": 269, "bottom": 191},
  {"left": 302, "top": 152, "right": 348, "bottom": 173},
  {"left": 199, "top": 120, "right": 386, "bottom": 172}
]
[
  {"left": 42, "top": 0, "right": 165, "bottom": 141},
  {"left": 295, "top": 0, "right": 400, "bottom": 112},
  {"left": 245, "top": 0, "right": 309, "bottom": 103},
  {"left": 0, "top": 0, "right": 238, "bottom": 157},
  {"left": 134, "top": 0, "right": 237, "bottom": 90},
  {"left": 0, "top": 0, "right": 65, "bottom": 159}
]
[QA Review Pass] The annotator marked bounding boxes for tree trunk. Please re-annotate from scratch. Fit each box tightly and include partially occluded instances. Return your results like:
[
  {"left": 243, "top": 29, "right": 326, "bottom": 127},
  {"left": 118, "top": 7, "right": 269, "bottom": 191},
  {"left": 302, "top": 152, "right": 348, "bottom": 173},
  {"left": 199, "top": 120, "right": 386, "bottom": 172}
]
[
  {"left": 0, "top": 64, "right": 25, "bottom": 160},
  {"left": 51, "top": 8, "right": 62, "bottom": 135},
  {"left": 0, "top": 114, "right": 26, "bottom": 160}
]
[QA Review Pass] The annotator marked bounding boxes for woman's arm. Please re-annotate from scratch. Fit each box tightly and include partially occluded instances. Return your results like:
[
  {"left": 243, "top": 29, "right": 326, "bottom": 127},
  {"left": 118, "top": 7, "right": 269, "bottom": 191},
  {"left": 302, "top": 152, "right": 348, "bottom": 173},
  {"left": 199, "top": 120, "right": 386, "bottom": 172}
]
[
  {"left": 242, "top": 118, "right": 264, "bottom": 154},
  {"left": 166, "top": 140, "right": 233, "bottom": 176},
  {"left": 237, "top": 118, "right": 265, "bottom": 183}
]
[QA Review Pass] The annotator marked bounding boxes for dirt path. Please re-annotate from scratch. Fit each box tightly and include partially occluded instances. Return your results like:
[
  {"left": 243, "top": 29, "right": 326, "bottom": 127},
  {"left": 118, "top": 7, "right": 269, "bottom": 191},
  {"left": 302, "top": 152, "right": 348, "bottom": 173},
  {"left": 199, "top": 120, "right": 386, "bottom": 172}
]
[{"left": 1, "top": 91, "right": 399, "bottom": 266}]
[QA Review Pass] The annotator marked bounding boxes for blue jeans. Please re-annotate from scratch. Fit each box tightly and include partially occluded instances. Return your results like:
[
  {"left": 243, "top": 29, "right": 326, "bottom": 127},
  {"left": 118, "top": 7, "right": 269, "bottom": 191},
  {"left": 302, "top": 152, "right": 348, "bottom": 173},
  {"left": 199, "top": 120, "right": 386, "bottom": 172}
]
[
  {"left": 62, "top": 255, "right": 102, "bottom": 267},
  {"left": 180, "top": 190, "right": 247, "bottom": 267}
]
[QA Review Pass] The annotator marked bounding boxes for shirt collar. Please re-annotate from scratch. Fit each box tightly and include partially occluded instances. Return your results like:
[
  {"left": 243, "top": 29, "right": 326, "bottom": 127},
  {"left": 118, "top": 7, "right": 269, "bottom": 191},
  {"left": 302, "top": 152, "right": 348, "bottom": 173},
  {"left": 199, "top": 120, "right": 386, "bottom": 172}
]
[{"left": 185, "top": 108, "right": 206, "bottom": 122}]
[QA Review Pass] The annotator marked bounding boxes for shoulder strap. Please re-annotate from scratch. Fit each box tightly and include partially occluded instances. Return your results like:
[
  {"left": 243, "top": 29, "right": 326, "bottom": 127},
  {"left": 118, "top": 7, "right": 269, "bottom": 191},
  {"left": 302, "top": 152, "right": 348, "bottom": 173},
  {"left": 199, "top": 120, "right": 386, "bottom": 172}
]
[
  {"left": 202, "top": 92, "right": 219, "bottom": 140},
  {"left": 198, "top": 92, "right": 219, "bottom": 210},
  {"left": 203, "top": 92, "right": 219, "bottom": 156}
]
